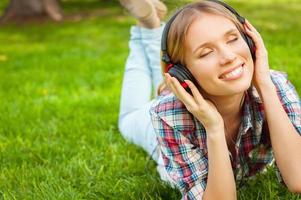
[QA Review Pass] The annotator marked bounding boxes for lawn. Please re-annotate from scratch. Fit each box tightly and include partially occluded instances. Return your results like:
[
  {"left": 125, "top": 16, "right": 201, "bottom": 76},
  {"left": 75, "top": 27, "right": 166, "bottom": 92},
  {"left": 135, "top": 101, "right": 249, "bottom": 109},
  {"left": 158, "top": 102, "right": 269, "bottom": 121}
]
[{"left": 0, "top": 0, "right": 300, "bottom": 199}]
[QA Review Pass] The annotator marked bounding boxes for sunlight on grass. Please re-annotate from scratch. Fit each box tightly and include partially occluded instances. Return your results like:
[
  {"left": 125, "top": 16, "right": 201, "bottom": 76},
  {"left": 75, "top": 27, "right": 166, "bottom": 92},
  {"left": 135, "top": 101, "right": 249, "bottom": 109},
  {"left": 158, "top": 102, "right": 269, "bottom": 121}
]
[{"left": 0, "top": 0, "right": 300, "bottom": 199}]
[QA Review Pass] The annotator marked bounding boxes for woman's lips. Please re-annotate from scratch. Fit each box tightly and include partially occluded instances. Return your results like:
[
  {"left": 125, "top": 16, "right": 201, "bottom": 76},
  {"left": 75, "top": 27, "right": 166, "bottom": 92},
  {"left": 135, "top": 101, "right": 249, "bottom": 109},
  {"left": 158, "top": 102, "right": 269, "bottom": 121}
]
[{"left": 219, "top": 63, "right": 245, "bottom": 81}]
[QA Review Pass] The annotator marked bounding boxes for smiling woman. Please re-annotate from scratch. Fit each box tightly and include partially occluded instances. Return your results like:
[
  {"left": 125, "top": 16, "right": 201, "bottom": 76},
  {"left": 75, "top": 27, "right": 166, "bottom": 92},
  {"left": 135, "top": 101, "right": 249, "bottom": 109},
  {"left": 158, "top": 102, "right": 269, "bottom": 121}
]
[
  {"left": 151, "top": 0, "right": 301, "bottom": 199},
  {"left": 118, "top": 0, "right": 301, "bottom": 199}
]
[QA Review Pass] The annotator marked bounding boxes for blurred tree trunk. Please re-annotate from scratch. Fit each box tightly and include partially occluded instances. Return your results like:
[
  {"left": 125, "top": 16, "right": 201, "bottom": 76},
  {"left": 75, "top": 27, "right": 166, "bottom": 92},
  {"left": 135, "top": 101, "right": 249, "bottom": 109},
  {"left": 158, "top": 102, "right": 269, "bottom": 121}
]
[{"left": 1, "top": 0, "right": 63, "bottom": 22}]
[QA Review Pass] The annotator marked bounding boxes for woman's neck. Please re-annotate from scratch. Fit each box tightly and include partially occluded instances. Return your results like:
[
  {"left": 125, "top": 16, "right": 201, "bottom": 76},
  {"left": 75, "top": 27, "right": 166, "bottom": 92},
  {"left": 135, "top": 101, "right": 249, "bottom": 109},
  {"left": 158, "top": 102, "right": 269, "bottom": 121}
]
[{"left": 208, "top": 92, "right": 245, "bottom": 124}]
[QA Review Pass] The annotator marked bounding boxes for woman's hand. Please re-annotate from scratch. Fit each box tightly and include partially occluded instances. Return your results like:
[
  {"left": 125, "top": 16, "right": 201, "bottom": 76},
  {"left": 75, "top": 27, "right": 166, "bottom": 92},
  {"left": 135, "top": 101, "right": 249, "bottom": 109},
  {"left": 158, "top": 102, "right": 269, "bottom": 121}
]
[
  {"left": 164, "top": 73, "right": 224, "bottom": 133},
  {"left": 244, "top": 20, "right": 274, "bottom": 89}
]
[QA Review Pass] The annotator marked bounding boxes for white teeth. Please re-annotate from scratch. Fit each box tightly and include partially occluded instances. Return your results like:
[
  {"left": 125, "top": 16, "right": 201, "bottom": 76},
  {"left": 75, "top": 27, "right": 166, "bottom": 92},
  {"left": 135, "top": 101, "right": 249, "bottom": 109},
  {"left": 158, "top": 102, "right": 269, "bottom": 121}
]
[{"left": 221, "top": 65, "right": 243, "bottom": 79}]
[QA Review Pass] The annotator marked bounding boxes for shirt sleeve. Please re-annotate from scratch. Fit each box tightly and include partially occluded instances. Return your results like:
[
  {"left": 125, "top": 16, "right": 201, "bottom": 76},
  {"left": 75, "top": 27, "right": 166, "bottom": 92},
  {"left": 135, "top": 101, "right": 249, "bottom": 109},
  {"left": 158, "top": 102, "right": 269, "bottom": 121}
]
[
  {"left": 150, "top": 108, "right": 208, "bottom": 200},
  {"left": 271, "top": 70, "right": 301, "bottom": 135}
]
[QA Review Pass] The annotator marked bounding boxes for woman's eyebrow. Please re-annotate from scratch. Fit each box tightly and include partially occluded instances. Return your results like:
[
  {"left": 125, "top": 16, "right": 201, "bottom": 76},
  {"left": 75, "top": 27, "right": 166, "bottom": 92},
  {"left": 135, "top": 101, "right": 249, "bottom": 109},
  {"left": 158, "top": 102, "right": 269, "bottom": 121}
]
[
  {"left": 193, "top": 28, "right": 238, "bottom": 54},
  {"left": 221, "top": 28, "right": 239, "bottom": 39},
  {"left": 224, "top": 28, "right": 238, "bottom": 36}
]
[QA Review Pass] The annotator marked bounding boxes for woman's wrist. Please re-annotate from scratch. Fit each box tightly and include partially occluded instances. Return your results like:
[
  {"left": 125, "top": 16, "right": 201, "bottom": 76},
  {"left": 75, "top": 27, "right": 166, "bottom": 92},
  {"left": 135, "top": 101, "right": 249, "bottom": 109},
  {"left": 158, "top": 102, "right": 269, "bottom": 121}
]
[
  {"left": 256, "top": 79, "right": 276, "bottom": 101},
  {"left": 205, "top": 126, "right": 225, "bottom": 142}
]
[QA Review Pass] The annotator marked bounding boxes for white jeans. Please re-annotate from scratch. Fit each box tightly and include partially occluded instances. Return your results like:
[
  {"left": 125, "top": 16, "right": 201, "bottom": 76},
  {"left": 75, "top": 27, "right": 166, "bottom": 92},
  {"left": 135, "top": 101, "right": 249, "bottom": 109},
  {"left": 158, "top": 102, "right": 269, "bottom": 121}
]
[{"left": 118, "top": 25, "right": 164, "bottom": 165}]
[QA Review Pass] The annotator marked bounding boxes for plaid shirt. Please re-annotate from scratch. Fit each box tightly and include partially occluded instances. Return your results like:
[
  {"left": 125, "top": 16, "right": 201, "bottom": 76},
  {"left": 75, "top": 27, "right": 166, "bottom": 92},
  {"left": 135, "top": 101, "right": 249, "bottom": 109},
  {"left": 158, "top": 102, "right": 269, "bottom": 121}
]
[{"left": 150, "top": 70, "right": 301, "bottom": 200}]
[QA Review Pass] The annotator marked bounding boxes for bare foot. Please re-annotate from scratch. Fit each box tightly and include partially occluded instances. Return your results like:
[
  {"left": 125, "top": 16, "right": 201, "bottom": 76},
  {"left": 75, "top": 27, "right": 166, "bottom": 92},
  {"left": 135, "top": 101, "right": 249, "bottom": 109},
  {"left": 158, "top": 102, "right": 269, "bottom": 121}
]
[{"left": 119, "top": 0, "right": 161, "bottom": 28}]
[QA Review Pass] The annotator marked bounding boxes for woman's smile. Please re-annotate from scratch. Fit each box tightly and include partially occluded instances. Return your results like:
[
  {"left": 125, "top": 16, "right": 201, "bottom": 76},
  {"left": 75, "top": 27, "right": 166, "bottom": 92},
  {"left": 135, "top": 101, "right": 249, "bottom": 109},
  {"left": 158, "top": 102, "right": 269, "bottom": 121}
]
[{"left": 219, "top": 63, "right": 245, "bottom": 81}]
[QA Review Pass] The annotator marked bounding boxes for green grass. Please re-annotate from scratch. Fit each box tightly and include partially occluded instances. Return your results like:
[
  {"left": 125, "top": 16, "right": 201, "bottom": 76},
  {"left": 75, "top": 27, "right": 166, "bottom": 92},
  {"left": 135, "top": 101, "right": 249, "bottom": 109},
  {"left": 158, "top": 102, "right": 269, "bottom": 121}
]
[{"left": 0, "top": 0, "right": 300, "bottom": 199}]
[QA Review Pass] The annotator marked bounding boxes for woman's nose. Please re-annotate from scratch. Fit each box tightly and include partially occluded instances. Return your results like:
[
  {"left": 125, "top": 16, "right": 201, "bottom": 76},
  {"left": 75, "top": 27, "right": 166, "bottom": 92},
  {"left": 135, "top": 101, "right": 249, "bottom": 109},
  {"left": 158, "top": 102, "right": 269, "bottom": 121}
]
[{"left": 219, "top": 48, "right": 237, "bottom": 66}]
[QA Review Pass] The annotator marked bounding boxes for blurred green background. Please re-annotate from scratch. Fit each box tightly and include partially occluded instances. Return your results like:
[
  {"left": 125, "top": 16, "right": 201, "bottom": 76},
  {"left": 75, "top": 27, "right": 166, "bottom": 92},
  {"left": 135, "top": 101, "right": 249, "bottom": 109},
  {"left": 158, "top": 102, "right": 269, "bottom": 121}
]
[{"left": 0, "top": 0, "right": 300, "bottom": 199}]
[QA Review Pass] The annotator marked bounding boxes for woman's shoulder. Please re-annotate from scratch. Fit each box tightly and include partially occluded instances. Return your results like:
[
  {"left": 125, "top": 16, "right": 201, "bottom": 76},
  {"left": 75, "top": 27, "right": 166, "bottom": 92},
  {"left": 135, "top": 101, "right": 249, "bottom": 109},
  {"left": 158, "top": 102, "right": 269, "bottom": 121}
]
[
  {"left": 270, "top": 69, "right": 288, "bottom": 83},
  {"left": 249, "top": 69, "right": 299, "bottom": 105},
  {"left": 150, "top": 89, "right": 190, "bottom": 118},
  {"left": 269, "top": 69, "right": 299, "bottom": 102},
  {"left": 151, "top": 89, "right": 186, "bottom": 112},
  {"left": 150, "top": 89, "right": 196, "bottom": 131}
]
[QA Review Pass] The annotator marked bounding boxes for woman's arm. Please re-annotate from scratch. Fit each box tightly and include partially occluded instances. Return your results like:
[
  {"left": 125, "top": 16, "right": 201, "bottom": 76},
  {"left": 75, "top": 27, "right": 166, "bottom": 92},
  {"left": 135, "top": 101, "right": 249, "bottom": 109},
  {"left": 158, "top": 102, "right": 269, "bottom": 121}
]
[
  {"left": 203, "top": 127, "right": 237, "bottom": 200},
  {"left": 258, "top": 81, "right": 301, "bottom": 193},
  {"left": 244, "top": 19, "right": 301, "bottom": 193},
  {"left": 163, "top": 75, "right": 237, "bottom": 199}
]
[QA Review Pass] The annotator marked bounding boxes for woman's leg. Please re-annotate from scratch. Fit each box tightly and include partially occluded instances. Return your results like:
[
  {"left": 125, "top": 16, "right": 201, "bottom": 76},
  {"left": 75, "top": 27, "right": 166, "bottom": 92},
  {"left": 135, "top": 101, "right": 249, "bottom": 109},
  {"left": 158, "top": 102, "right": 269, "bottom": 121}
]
[
  {"left": 118, "top": 0, "right": 175, "bottom": 185},
  {"left": 119, "top": 0, "right": 165, "bottom": 97},
  {"left": 140, "top": 25, "right": 164, "bottom": 97},
  {"left": 118, "top": 25, "right": 176, "bottom": 186},
  {"left": 139, "top": 24, "right": 176, "bottom": 185},
  {"left": 118, "top": 25, "right": 161, "bottom": 162}
]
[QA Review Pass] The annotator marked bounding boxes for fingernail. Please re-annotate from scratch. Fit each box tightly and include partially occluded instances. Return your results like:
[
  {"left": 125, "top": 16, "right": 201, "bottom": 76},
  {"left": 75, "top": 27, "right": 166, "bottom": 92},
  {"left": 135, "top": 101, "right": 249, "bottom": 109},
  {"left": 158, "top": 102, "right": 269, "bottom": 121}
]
[{"left": 184, "top": 80, "right": 189, "bottom": 84}]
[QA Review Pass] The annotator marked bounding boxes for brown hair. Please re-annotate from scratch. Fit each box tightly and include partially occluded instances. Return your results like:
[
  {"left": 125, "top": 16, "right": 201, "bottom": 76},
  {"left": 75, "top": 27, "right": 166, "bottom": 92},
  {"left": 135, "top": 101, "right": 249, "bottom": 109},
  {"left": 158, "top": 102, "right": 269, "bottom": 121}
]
[{"left": 157, "top": 0, "right": 246, "bottom": 95}]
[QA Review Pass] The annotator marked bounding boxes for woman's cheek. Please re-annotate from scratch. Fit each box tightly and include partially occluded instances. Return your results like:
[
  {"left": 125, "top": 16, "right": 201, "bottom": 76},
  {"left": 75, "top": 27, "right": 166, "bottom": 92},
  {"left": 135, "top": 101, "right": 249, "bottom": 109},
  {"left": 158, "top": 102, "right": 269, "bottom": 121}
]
[
  {"left": 190, "top": 57, "right": 217, "bottom": 80},
  {"left": 248, "top": 61, "right": 254, "bottom": 78},
  {"left": 239, "top": 40, "right": 252, "bottom": 59}
]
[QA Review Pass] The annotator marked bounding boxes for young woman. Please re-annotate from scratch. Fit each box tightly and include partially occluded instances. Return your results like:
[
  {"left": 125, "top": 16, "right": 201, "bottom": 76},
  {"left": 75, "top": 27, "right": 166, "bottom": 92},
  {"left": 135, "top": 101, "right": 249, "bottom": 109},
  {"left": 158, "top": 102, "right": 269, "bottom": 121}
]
[{"left": 118, "top": 0, "right": 301, "bottom": 199}]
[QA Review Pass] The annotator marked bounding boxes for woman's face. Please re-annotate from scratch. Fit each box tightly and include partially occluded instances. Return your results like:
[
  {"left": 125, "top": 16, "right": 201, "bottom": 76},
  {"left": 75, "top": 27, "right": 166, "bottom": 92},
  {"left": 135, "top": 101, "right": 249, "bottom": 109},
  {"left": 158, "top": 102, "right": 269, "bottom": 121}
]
[{"left": 184, "top": 12, "right": 254, "bottom": 98}]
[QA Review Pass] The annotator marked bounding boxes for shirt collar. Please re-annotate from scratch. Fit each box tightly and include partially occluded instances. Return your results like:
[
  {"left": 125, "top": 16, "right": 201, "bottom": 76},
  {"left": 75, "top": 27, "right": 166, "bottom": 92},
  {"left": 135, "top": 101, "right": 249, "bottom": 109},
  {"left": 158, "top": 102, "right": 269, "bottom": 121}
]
[{"left": 237, "top": 86, "right": 265, "bottom": 145}]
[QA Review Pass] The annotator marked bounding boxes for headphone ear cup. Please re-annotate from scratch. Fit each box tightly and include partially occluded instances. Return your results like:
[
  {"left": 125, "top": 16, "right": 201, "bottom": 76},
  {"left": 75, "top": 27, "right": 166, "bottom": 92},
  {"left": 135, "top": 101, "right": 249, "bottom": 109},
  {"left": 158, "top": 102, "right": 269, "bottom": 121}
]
[
  {"left": 167, "top": 63, "right": 198, "bottom": 94},
  {"left": 167, "top": 63, "right": 188, "bottom": 83},
  {"left": 243, "top": 33, "right": 256, "bottom": 60}
]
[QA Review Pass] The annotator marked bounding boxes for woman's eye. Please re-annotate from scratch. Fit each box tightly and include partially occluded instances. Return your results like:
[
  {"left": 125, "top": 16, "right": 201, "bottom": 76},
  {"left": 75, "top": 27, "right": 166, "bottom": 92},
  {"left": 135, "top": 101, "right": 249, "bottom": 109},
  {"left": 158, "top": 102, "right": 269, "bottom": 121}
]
[
  {"left": 228, "top": 37, "right": 238, "bottom": 43},
  {"left": 200, "top": 51, "right": 212, "bottom": 58}
]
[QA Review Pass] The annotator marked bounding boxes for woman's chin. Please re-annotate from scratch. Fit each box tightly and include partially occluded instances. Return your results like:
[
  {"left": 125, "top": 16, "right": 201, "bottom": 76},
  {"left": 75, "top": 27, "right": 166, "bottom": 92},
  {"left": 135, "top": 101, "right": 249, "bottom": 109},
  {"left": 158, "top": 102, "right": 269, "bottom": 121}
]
[
  {"left": 230, "top": 81, "right": 252, "bottom": 94},
  {"left": 213, "top": 80, "right": 252, "bottom": 96}
]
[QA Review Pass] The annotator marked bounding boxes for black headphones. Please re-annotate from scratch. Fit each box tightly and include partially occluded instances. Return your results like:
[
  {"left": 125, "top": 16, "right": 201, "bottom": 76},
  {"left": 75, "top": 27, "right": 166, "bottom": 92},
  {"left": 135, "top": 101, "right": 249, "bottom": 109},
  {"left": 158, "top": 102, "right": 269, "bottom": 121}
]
[{"left": 161, "top": 0, "right": 256, "bottom": 94}]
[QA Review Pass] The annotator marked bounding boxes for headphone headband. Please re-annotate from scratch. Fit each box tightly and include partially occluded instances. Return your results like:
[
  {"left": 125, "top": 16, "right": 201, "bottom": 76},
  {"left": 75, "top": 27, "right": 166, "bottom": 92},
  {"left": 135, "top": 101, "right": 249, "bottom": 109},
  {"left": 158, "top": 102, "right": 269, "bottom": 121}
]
[{"left": 161, "top": 7, "right": 187, "bottom": 64}]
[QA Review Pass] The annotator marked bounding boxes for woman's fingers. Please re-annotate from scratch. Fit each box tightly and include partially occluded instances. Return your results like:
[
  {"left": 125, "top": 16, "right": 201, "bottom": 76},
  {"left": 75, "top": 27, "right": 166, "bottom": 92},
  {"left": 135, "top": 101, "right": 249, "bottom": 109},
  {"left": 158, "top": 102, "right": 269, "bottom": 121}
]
[
  {"left": 184, "top": 80, "right": 205, "bottom": 105},
  {"left": 245, "top": 20, "right": 263, "bottom": 39},
  {"left": 164, "top": 74, "right": 223, "bottom": 130},
  {"left": 164, "top": 73, "right": 196, "bottom": 107},
  {"left": 164, "top": 73, "right": 209, "bottom": 114},
  {"left": 245, "top": 20, "right": 264, "bottom": 43},
  {"left": 170, "top": 76, "right": 197, "bottom": 107},
  {"left": 244, "top": 26, "right": 258, "bottom": 45},
  {"left": 244, "top": 20, "right": 266, "bottom": 52},
  {"left": 164, "top": 73, "right": 179, "bottom": 97}
]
